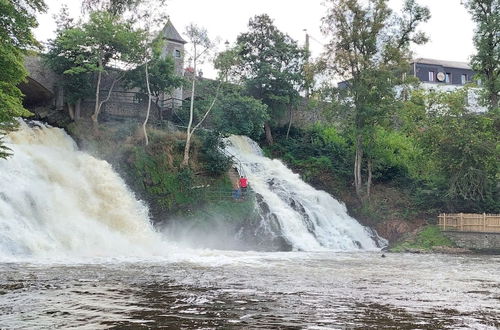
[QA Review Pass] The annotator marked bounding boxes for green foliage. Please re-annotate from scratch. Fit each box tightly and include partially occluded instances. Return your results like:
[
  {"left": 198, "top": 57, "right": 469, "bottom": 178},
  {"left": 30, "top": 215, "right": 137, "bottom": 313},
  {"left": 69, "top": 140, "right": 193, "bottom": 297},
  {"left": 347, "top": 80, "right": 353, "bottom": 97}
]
[
  {"left": 198, "top": 131, "right": 232, "bottom": 176},
  {"left": 400, "top": 88, "right": 499, "bottom": 212},
  {"left": 127, "top": 145, "right": 197, "bottom": 211},
  {"left": 124, "top": 38, "right": 184, "bottom": 100},
  {"left": 0, "top": 0, "right": 46, "bottom": 158},
  {"left": 44, "top": 13, "right": 95, "bottom": 104},
  {"left": 45, "top": 10, "right": 146, "bottom": 107},
  {"left": 369, "top": 127, "right": 426, "bottom": 183},
  {"left": 463, "top": 0, "right": 499, "bottom": 110},
  {"left": 174, "top": 81, "right": 269, "bottom": 140},
  {"left": 266, "top": 124, "right": 352, "bottom": 181},
  {"left": 212, "top": 88, "right": 269, "bottom": 139},
  {"left": 173, "top": 78, "right": 216, "bottom": 125},
  {"left": 83, "top": 11, "right": 146, "bottom": 64},
  {"left": 82, "top": 0, "right": 146, "bottom": 15},
  {"left": 322, "top": 0, "right": 430, "bottom": 199},
  {"left": 0, "top": 0, "right": 46, "bottom": 49},
  {"left": 390, "top": 226, "right": 455, "bottom": 252},
  {"left": 227, "top": 14, "right": 307, "bottom": 142}
]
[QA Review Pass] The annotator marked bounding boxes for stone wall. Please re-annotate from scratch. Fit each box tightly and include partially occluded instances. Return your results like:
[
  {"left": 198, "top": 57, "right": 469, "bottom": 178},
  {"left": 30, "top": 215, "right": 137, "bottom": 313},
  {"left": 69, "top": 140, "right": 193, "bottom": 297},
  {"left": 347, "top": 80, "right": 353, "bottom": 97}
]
[
  {"left": 80, "top": 99, "right": 160, "bottom": 122},
  {"left": 24, "top": 55, "right": 58, "bottom": 94},
  {"left": 275, "top": 99, "right": 328, "bottom": 128},
  {"left": 443, "top": 231, "right": 500, "bottom": 251},
  {"left": 279, "top": 108, "right": 326, "bottom": 128}
]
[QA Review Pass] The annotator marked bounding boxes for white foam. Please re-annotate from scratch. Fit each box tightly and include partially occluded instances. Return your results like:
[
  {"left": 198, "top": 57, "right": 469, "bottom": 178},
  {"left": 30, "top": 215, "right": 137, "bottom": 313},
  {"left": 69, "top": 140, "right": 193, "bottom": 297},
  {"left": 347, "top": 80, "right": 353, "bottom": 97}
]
[{"left": 225, "top": 135, "right": 382, "bottom": 251}]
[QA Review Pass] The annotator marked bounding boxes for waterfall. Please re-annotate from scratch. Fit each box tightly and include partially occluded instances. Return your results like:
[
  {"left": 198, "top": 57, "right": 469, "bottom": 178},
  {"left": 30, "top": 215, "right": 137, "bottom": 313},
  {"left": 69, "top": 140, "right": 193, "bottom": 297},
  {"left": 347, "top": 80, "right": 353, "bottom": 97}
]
[
  {"left": 0, "top": 121, "right": 383, "bottom": 258},
  {"left": 0, "top": 121, "right": 166, "bottom": 259},
  {"left": 225, "top": 135, "right": 383, "bottom": 251}
]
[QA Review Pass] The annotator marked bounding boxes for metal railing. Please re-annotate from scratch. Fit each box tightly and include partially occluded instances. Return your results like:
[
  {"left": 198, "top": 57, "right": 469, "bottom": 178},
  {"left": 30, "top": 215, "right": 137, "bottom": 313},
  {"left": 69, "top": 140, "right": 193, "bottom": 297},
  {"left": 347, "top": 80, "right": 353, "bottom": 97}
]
[{"left": 191, "top": 187, "right": 253, "bottom": 202}]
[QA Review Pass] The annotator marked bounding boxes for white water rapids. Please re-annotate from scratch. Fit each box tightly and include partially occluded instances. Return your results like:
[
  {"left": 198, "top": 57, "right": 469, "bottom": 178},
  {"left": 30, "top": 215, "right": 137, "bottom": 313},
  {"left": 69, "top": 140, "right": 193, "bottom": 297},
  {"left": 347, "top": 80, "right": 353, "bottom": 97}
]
[
  {"left": 224, "top": 135, "right": 382, "bottom": 251},
  {"left": 0, "top": 122, "right": 381, "bottom": 259},
  {"left": 0, "top": 121, "right": 167, "bottom": 259}
]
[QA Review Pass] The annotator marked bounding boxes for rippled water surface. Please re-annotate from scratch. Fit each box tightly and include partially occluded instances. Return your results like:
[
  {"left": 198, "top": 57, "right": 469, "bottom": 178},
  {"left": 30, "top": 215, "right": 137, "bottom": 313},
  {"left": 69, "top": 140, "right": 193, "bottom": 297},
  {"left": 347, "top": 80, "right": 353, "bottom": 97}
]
[{"left": 1, "top": 252, "right": 499, "bottom": 329}]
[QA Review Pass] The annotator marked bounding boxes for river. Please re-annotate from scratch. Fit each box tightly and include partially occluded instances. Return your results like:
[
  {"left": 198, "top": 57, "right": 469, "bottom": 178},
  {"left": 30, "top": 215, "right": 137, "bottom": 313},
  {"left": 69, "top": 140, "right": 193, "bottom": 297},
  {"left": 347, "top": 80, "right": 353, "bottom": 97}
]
[{"left": 1, "top": 252, "right": 499, "bottom": 329}]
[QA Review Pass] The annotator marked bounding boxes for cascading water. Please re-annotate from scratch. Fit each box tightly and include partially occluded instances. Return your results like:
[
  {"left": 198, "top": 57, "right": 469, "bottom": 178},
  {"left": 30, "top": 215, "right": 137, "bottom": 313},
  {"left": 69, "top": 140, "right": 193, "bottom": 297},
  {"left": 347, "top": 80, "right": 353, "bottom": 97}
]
[
  {"left": 224, "top": 135, "right": 384, "bottom": 251},
  {"left": 0, "top": 121, "right": 382, "bottom": 259},
  {"left": 0, "top": 121, "right": 167, "bottom": 259}
]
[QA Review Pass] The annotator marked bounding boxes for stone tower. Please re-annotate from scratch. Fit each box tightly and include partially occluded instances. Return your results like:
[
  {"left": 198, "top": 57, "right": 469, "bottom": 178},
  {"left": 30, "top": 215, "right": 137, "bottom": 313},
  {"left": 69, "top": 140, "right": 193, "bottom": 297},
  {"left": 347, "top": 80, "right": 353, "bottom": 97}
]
[{"left": 159, "top": 19, "right": 186, "bottom": 102}]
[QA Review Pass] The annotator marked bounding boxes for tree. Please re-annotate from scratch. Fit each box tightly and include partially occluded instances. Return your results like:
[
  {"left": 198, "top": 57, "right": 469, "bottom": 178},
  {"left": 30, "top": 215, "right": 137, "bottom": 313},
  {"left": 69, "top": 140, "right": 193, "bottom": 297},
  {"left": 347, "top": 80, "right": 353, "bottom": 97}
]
[
  {"left": 181, "top": 24, "right": 217, "bottom": 167},
  {"left": 125, "top": 2, "right": 182, "bottom": 146},
  {"left": 212, "top": 87, "right": 269, "bottom": 139},
  {"left": 84, "top": 11, "right": 145, "bottom": 125},
  {"left": 400, "top": 88, "right": 499, "bottom": 212},
  {"left": 81, "top": 0, "right": 142, "bottom": 15},
  {"left": 0, "top": 0, "right": 46, "bottom": 158},
  {"left": 463, "top": 0, "right": 500, "bottom": 110},
  {"left": 45, "top": 11, "right": 145, "bottom": 125},
  {"left": 231, "top": 14, "right": 307, "bottom": 145},
  {"left": 321, "top": 0, "right": 430, "bottom": 201},
  {"left": 44, "top": 6, "right": 93, "bottom": 120},
  {"left": 125, "top": 37, "right": 184, "bottom": 145}
]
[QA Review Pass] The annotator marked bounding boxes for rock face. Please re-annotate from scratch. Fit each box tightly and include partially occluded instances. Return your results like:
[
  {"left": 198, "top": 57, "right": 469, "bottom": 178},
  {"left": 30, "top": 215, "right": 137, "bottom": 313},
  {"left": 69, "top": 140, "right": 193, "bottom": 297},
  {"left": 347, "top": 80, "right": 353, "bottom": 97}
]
[
  {"left": 236, "top": 193, "right": 293, "bottom": 252},
  {"left": 376, "top": 219, "right": 424, "bottom": 243}
]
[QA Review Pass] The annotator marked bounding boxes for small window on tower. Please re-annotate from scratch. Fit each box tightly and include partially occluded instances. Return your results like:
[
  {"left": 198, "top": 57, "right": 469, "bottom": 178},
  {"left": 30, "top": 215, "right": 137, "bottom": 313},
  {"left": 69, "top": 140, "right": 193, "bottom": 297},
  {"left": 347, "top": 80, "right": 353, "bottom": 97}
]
[
  {"left": 445, "top": 73, "right": 451, "bottom": 83},
  {"left": 174, "top": 49, "right": 181, "bottom": 58}
]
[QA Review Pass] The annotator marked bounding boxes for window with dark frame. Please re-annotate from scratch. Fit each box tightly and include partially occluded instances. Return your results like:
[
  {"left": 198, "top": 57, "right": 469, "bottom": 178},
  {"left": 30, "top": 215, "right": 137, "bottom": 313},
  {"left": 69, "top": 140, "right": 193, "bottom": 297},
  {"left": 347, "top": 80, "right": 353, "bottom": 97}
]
[
  {"left": 428, "top": 71, "right": 435, "bottom": 82},
  {"left": 445, "top": 73, "right": 451, "bottom": 83}
]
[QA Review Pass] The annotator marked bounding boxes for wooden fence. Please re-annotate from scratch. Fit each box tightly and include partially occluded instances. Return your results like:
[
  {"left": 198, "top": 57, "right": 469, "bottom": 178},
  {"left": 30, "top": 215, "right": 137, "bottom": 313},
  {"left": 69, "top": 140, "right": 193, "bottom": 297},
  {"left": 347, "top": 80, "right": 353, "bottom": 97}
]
[{"left": 438, "top": 213, "right": 500, "bottom": 233}]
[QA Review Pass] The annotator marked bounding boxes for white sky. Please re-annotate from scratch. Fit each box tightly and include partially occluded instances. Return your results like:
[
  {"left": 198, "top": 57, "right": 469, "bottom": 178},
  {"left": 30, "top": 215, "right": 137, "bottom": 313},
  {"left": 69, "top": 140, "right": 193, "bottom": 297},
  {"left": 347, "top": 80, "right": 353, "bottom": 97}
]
[{"left": 35, "top": 0, "right": 475, "bottom": 78}]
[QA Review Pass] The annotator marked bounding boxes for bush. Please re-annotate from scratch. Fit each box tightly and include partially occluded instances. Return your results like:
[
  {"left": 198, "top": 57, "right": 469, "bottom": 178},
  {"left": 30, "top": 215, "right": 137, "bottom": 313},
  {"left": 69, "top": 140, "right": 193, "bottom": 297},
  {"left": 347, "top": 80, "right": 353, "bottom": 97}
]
[{"left": 199, "top": 131, "right": 232, "bottom": 176}]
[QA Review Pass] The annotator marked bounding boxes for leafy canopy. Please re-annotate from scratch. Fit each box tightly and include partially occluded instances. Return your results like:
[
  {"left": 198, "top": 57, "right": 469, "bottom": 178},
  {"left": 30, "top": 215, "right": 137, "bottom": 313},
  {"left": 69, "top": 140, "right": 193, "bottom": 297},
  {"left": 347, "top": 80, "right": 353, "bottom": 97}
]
[
  {"left": 232, "top": 14, "right": 307, "bottom": 117},
  {"left": 463, "top": 0, "right": 500, "bottom": 110},
  {"left": 0, "top": 0, "right": 47, "bottom": 157}
]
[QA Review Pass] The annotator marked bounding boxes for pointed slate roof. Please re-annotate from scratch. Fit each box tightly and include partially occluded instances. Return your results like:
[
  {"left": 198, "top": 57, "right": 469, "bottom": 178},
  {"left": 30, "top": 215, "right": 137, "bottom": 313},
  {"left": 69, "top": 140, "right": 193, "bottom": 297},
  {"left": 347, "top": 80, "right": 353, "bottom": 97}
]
[{"left": 161, "top": 20, "right": 187, "bottom": 44}]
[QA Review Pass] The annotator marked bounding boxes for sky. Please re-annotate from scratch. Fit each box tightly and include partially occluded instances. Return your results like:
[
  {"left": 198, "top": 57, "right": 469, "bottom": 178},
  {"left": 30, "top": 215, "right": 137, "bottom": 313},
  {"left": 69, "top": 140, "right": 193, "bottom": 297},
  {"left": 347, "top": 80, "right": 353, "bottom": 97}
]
[{"left": 34, "top": 0, "right": 476, "bottom": 78}]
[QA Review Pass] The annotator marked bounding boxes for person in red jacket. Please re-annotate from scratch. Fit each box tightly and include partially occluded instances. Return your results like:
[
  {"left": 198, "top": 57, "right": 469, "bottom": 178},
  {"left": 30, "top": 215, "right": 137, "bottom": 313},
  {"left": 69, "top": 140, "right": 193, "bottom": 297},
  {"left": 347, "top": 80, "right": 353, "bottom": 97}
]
[{"left": 239, "top": 176, "right": 248, "bottom": 196}]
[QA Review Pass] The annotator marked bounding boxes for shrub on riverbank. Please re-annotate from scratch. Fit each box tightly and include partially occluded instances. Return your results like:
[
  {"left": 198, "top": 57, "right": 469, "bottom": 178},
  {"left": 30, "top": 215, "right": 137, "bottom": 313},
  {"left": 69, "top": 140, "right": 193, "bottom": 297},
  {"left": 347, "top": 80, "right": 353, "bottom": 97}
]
[{"left": 389, "top": 226, "right": 456, "bottom": 252}]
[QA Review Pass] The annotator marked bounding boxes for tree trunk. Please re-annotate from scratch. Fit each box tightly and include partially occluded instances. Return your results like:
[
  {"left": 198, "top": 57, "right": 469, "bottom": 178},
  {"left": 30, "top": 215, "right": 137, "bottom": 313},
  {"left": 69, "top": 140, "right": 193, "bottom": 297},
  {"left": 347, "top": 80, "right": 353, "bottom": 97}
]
[
  {"left": 143, "top": 63, "right": 152, "bottom": 146},
  {"left": 182, "top": 44, "right": 197, "bottom": 167},
  {"left": 286, "top": 104, "right": 293, "bottom": 139},
  {"left": 491, "top": 92, "right": 499, "bottom": 111},
  {"left": 366, "top": 158, "right": 372, "bottom": 199},
  {"left": 91, "top": 56, "right": 103, "bottom": 125},
  {"left": 67, "top": 102, "right": 75, "bottom": 120},
  {"left": 354, "top": 134, "right": 363, "bottom": 200},
  {"left": 75, "top": 99, "right": 81, "bottom": 120},
  {"left": 264, "top": 122, "right": 274, "bottom": 145},
  {"left": 182, "top": 132, "right": 192, "bottom": 167}
]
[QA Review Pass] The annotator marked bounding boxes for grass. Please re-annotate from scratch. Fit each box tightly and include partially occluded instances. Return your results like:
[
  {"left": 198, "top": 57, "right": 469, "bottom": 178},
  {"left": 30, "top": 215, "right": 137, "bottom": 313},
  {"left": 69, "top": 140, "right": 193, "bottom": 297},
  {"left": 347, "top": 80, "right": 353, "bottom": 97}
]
[{"left": 390, "top": 225, "right": 456, "bottom": 252}]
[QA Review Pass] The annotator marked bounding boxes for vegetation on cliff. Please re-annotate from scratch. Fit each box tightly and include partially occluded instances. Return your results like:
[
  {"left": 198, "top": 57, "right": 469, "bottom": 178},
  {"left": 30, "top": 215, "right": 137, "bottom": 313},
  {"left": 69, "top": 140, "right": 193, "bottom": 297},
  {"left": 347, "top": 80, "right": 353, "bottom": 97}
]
[{"left": 66, "top": 120, "right": 256, "bottom": 225}]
